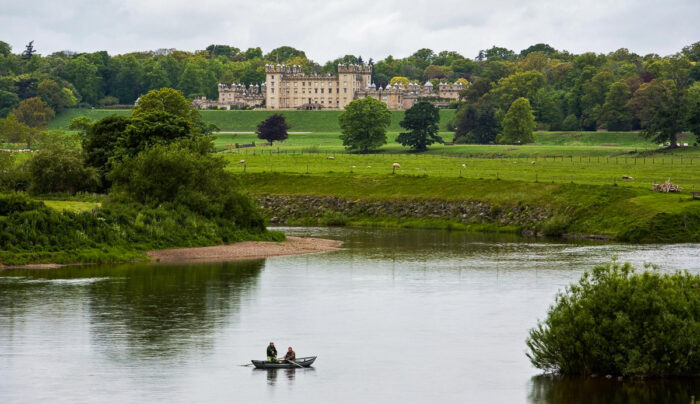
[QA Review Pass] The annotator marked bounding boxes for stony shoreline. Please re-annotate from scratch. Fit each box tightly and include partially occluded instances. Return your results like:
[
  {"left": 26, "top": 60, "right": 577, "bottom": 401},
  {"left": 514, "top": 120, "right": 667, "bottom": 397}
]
[
  {"left": 146, "top": 236, "right": 343, "bottom": 264},
  {"left": 1, "top": 237, "right": 343, "bottom": 270}
]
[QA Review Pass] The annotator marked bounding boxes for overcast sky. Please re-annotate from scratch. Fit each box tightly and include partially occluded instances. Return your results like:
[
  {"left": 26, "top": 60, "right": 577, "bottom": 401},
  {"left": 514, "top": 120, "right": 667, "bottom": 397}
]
[{"left": 2, "top": 0, "right": 698, "bottom": 61}]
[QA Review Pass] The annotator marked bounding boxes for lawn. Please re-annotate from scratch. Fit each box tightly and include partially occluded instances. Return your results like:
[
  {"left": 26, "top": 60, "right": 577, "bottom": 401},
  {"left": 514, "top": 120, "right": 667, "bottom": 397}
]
[
  {"left": 223, "top": 149, "right": 700, "bottom": 190},
  {"left": 49, "top": 108, "right": 456, "bottom": 132}
]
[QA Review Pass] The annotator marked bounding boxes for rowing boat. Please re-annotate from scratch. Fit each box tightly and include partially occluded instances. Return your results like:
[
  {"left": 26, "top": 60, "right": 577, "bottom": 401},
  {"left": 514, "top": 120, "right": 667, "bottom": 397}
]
[{"left": 251, "top": 356, "right": 317, "bottom": 369}]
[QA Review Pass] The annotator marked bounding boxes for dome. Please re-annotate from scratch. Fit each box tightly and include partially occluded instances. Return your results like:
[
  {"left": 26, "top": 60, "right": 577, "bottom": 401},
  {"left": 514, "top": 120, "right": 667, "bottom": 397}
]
[{"left": 424, "top": 81, "right": 433, "bottom": 87}]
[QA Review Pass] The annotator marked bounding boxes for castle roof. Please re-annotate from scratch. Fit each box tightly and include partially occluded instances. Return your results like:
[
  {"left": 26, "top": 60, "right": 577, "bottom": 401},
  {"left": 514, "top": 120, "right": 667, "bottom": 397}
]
[{"left": 424, "top": 81, "right": 433, "bottom": 87}]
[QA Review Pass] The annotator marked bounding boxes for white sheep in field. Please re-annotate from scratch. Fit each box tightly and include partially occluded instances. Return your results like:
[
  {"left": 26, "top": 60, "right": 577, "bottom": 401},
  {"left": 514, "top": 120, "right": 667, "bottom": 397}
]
[{"left": 327, "top": 156, "right": 335, "bottom": 160}]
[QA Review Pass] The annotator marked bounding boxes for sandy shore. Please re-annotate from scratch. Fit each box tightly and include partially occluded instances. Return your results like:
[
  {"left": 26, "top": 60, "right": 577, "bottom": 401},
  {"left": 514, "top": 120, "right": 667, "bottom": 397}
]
[
  {"left": 1, "top": 237, "right": 342, "bottom": 270},
  {"left": 147, "top": 236, "right": 343, "bottom": 264}
]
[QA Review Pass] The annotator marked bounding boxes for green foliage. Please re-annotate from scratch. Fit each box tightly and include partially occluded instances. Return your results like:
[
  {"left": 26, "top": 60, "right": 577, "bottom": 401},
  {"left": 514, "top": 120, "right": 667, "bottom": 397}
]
[
  {"left": 338, "top": 97, "right": 391, "bottom": 152},
  {"left": 561, "top": 114, "right": 580, "bottom": 131},
  {"left": 108, "top": 141, "right": 264, "bottom": 230},
  {"left": 598, "top": 81, "right": 632, "bottom": 131},
  {"left": 256, "top": 113, "right": 290, "bottom": 144},
  {"left": 453, "top": 103, "right": 498, "bottom": 144},
  {"left": 25, "top": 142, "right": 100, "bottom": 195},
  {"left": 501, "top": 97, "right": 535, "bottom": 144},
  {"left": 396, "top": 100, "right": 442, "bottom": 151},
  {"left": 12, "top": 97, "right": 54, "bottom": 129},
  {"left": 686, "top": 81, "right": 700, "bottom": 136},
  {"left": 490, "top": 71, "right": 545, "bottom": 109},
  {"left": 0, "top": 194, "right": 279, "bottom": 266},
  {"left": 630, "top": 79, "right": 686, "bottom": 146},
  {"left": 78, "top": 115, "right": 129, "bottom": 186},
  {"left": 526, "top": 261, "right": 700, "bottom": 377},
  {"left": 133, "top": 87, "right": 200, "bottom": 122}
]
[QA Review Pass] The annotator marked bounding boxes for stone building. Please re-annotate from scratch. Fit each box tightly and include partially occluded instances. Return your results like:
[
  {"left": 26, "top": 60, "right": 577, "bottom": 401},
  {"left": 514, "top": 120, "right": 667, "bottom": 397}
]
[
  {"left": 265, "top": 64, "right": 372, "bottom": 110},
  {"left": 192, "top": 83, "right": 266, "bottom": 110},
  {"left": 194, "top": 64, "right": 465, "bottom": 110}
]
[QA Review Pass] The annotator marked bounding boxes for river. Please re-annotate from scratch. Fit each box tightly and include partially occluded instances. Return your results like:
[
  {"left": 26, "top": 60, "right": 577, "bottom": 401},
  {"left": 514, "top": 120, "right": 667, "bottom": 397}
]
[{"left": 1, "top": 227, "right": 699, "bottom": 403}]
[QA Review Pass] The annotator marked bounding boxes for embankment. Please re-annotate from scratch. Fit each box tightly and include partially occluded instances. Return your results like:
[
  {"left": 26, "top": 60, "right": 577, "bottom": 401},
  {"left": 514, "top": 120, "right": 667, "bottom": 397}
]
[{"left": 241, "top": 173, "right": 700, "bottom": 242}]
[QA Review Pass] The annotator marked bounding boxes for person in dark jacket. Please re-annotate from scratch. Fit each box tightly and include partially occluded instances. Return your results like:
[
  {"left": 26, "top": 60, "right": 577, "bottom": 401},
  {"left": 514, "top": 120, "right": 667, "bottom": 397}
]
[
  {"left": 284, "top": 347, "right": 296, "bottom": 362},
  {"left": 267, "top": 342, "right": 278, "bottom": 363}
]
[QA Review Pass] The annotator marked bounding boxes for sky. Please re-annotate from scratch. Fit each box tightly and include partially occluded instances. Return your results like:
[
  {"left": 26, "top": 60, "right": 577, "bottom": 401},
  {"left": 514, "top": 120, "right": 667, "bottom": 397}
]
[{"left": 1, "top": 0, "right": 699, "bottom": 62}]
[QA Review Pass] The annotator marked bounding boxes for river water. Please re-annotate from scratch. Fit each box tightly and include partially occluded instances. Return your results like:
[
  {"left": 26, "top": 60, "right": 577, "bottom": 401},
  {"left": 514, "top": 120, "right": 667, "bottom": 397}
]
[{"left": 1, "top": 227, "right": 699, "bottom": 404}]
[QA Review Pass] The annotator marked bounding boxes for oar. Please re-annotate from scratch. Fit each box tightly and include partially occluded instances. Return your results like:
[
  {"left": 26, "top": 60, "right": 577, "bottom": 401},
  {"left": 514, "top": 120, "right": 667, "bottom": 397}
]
[{"left": 287, "top": 359, "right": 304, "bottom": 368}]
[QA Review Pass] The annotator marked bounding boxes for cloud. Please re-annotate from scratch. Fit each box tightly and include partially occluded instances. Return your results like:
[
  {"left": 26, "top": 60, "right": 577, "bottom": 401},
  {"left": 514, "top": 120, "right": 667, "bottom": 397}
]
[{"left": 1, "top": 0, "right": 698, "bottom": 61}]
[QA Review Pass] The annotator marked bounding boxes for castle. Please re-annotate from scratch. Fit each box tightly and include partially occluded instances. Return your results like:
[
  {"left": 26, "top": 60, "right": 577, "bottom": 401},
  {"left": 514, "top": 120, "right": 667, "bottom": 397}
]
[{"left": 193, "top": 64, "right": 465, "bottom": 110}]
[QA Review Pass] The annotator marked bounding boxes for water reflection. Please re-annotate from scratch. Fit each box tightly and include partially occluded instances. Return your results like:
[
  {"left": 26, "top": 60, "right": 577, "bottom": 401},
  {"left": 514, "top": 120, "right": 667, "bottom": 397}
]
[
  {"left": 1, "top": 260, "right": 265, "bottom": 359},
  {"left": 261, "top": 368, "right": 305, "bottom": 386},
  {"left": 529, "top": 374, "right": 700, "bottom": 404}
]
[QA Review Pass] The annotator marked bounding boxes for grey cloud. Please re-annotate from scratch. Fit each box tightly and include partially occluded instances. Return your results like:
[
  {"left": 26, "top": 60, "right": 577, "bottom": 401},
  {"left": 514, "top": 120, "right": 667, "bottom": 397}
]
[{"left": 1, "top": 0, "right": 698, "bottom": 61}]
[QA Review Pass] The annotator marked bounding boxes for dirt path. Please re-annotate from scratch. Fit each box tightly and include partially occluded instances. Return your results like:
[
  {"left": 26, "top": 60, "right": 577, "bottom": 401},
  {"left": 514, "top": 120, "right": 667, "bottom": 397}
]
[{"left": 147, "top": 236, "right": 342, "bottom": 264}]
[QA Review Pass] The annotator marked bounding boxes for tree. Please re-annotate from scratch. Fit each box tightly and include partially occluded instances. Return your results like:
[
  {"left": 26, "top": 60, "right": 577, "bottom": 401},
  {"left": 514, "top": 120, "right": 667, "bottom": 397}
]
[
  {"left": 396, "top": 101, "right": 442, "bottom": 151},
  {"left": 598, "top": 82, "right": 632, "bottom": 130},
  {"left": 501, "top": 97, "right": 535, "bottom": 144},
  {"left": 133, "top": 87, "right": 199, "bottom": 122},
  {"left": 685, "top": 81, "right": 700, "bottom": 138},
  {"left": 0, "top": 113, "right": 35, "bottom": 147},
  {"left": 453, "top": 103, "right": 499, "bottom": 144},
  {"left": 489, "top": 71, "right": 545, "bottom": 110},
  {"left": 630, "top": 79, "right": 686, "bottom": 147},
  {"left": 527, "top": 261, "right": 700, "bottom": 377},
  {"left": 22, "top": 41, "right": 36, "bottom": 60},
  {"left": 108, "top": 141, "right": 264, "bottom": 229},
  {"left": 265, "top": 46, "right": 306, "bottom": 63},
  {"left": 12, "top": 97, "right": 54, "bottom": 134},
  {"left": 338, "top": 97, "right": 391, "bottom": 152},
  {"left": 37, "top": 79, "right": 76, "bottom": 112},
  {"left": 389, "top": 77, "right": 409, "bottom": 87},
  {"left": 26, "top": 142, "right": 100, "bottom": 194},
  {"left": 0, "top": 41, "right": 10, "bottom": 57},
  {"left": 0, "top": 90, "right": 19, "bottom": 117},
  {"left": 76, "top": 115, "right": 130, "bottom": 188},
  {"left": 520, "top": 43, "right": 557, "bottom": 57},
  {"left": 256, "top": 114, "right": 290, "bottom": 144},
  {"left": 118, "top": 111, "right": 196, "bottom": 158}
]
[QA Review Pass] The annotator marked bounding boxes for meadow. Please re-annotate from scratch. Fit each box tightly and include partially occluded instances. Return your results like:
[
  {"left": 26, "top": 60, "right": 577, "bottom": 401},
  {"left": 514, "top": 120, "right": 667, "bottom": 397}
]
[{"left": 49, "top": 108, "right": 457, "bottom": 132}]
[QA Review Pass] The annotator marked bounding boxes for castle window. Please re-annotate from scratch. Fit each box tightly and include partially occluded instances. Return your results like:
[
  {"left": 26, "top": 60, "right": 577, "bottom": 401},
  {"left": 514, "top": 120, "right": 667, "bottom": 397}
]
[
  {"left": 315, "top": 82, "right": 318, "bottom": 87},
  {"left": 294, "top": 89, "right": 298, "bottom": 94},
  {"left": 302, "top": 82, "right": 305, "bottom": 86},
  {"left": 271, "top": 75, "right": 274, "bottom": 79},
  {"left": 271, "top": 88, "right": 275, "bottom": 93},
  {"left": 321, "top": 88, "right": 324, "bottom": 93},
  {"left": 314, "top": 88, "right": 318, "bottom": 94},
  {"left": 294, "top": 82, "right": 297, "bottom": 87},
  {"left": 286, "top": 89, "right": 290, "bottom": 94},
  {"left": 343, "top": 88, "right": 347, "bottom": 93},
  {"left": 343, "top": 82, "right": 347, "bottom": 86},
  {"left": 336, "top": 88, "right": 339, "bottom": 94}
]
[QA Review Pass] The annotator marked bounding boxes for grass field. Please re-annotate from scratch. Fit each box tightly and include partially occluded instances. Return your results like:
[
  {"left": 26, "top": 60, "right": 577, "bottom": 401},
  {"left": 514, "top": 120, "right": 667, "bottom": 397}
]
[
  {"left": 222, "top": 147, "right": 700, "bottom": 190},
  {"left": 49, "top": 108, "right": 457, "bottom": 132}
]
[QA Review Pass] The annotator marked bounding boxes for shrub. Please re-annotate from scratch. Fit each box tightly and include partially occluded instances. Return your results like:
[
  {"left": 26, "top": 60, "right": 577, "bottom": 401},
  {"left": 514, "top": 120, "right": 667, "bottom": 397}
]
[
  {"left": 25, "top": 144, "right": 100, "bottom": 194},
  {"left": 526, "top": 261, "right": 700, "bottom": 377},
  {"left": 108, "top": 140, "right": 264, "bottom": 230}
]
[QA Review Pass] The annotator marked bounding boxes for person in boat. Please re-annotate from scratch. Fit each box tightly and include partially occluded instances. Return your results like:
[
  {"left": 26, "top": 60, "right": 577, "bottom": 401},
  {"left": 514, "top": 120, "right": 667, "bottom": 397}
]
[
  {"left": 267, "top": 342, "right": 278, "bottom": 363},
  {"left": 284, "top": 347, "right": 296, "bottom": 362}
]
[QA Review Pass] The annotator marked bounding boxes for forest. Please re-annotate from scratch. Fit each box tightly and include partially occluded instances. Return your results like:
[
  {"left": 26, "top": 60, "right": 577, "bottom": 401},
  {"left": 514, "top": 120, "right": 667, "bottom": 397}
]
[{"left": 1, "top": 41, "right": 699, "bottom": 135}]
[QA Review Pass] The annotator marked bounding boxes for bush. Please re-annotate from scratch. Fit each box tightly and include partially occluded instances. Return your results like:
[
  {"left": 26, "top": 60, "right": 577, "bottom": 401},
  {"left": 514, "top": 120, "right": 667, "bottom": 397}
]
[
  {"left": 25, "top": 144, "right": 100, "bottom": 194},
  {"left": 561, "top": 114, "right": 580, "bottom": 131},
  {"left": 526, "top": 261, "right": 700, "bottom": 377},
  {"left": 108, "top": 140, "right": 264, "bottom": 230}
]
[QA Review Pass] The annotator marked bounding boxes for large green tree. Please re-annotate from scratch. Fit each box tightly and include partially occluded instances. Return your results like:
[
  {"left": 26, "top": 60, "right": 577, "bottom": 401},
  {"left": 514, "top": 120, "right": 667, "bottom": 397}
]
[
  {"left": 338, "top": 97, "right": 391, "bottom": 152},
  {"left": 598, "top": 81, "right": 632, "bottom": 131},
  {"left": 630, "top": 79, "right": 686, "bottom": 147},
  {"left": 501, "top": 97, "right": 535, "bottom": 144},
  {"left": 396, "top": 100, "right": 442, "bottom": 151},
  {"left": 453, "top": 103, "right": 499, "bottom": 144}
]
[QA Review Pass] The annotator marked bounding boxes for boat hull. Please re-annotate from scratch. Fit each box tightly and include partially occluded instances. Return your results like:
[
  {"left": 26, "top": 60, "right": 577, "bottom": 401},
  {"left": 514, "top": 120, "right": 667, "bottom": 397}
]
[{"left": 251, "top": 356, "right": 317, "bottom": 369}]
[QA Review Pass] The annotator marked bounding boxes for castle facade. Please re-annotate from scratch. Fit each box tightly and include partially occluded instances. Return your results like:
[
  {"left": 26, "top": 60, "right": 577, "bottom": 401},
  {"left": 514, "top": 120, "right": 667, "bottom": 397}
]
[{"left": 194, "top": 64, "right": 465, "bottom": 110}]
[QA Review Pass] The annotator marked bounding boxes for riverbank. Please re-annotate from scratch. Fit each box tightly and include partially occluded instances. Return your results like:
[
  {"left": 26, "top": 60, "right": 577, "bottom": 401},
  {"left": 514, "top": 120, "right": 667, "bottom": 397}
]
[
  {"left": 1, "top": 237, "right": 342, "bottom": 270},
  {"left": 147, "top": 236, "right": 342, "bottom": 263},
  {"left": 240, "top": 173, "right": 700, "bottom": 242}
]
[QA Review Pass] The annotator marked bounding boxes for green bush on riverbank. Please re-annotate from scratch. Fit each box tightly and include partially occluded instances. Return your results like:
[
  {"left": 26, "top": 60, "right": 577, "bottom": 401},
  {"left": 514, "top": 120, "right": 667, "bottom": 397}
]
[
  {"left": 0, "top": 193, "right": 283, "bottom": 266},
  {"left": 526, "top": 261, "right": 700, "bottom": 377}
]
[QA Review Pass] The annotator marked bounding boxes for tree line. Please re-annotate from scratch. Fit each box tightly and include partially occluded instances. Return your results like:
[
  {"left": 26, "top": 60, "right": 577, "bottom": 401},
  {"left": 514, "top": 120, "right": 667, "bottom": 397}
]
[{"left": 0, "top": 40, "right": 699, "bottom": 145}]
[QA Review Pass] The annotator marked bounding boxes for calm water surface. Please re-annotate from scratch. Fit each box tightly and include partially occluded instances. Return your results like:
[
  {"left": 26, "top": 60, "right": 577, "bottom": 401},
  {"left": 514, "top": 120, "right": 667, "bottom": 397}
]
[{"left": 1, "top": 227, "right": 699, "bottom": 403}]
